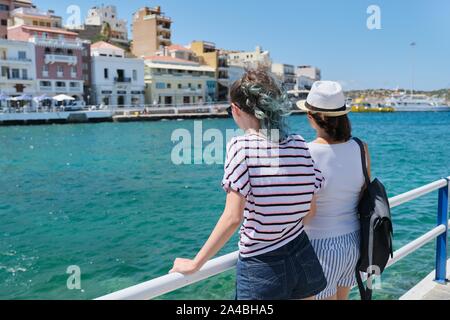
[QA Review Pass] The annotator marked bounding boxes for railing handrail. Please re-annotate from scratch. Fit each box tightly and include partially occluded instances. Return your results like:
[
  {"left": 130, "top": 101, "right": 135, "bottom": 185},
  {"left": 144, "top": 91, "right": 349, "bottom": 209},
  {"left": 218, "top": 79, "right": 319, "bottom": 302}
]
[{"left": 97, "top": 178, "right": 449, "bottom": 300}]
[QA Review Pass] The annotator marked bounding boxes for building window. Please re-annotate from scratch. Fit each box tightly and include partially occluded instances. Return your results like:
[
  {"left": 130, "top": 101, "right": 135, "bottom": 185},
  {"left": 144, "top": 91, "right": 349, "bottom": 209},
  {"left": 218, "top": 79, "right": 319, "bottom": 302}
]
[
  {"left": 183, "top": 96, "right": 190, "bottom": 104},
  {"left": 1, "top": 19, "right": 6, "bottom": 26},
  {"left": 33, "top": 20, "right": 38, "bottom": 26},
  {"left": 40, "top": 81, "right": 51, "bottom": 87},
  {"left": 0, "top": 4, "right": 10, "bottom": 11},
  {"left": 155, "top": 82, "right": 165, "bottom": 89},
  {"left": 177, "top": 84, "right": 181, "bottom": 89},
  {"left": 167, "top": 83, "right": 171, "bottom": 89},
  {"left": 11, "top": 69, "right": 20, "bottom": 79},
  {"left": 70, "top": 82, "right": 80, "bottom": 88},
  {"left": 188, "top": 83, "right": 192, "bottom": 88},
  {"left": 18, "top": 51, "right": 27, "bottom": 60},
  {"left": 133, "top": 70, "right": 137, "bottom": 81},
  {"left": 198, "top": 84, "right": 202, "bottom": 89},
  {"left": 56, "top": 81, "right": 66, "bottom": 88},
  {"left": 22, "top": 69, "right": 28, "bottom": 80},
  {"left": 1, "top": 66, "right": 9, "bottom": 78},
  {"left": 104, "top": 68, "right": 109, "bottom": 79}
]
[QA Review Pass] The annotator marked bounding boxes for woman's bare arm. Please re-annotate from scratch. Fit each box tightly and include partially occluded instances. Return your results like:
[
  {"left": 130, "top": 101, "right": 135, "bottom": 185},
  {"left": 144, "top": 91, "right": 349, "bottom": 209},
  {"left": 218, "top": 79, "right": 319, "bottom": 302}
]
[
  {"left": 303, "top": 196, "right": 317, "bottom": 225},
  {"left": 364, "top": 142, "right": 372, "bottom": 179},
  {"left": 170, "top": 190, "right": 245, "bottom": 275}
]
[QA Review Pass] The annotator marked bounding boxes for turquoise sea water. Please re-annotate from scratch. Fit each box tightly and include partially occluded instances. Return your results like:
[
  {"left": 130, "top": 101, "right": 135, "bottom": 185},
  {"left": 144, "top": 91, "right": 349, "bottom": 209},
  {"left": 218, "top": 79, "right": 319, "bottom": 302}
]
[{"left": 0, "top": 112, "right": 449, "bottom": 300}]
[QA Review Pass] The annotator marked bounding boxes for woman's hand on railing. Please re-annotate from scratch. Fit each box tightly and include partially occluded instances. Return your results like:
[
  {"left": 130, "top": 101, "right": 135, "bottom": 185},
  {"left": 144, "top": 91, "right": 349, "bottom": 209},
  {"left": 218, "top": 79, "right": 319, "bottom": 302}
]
[{"left": 169, "top": 258, "right": 201, "bottom": 275}]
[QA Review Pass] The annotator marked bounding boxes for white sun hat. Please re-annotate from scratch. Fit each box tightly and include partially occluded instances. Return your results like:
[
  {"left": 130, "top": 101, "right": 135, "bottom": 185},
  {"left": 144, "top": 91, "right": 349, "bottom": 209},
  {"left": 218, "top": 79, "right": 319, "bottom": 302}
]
[{"left": 296, "top": 81, "right": 351, "bottom": 117}]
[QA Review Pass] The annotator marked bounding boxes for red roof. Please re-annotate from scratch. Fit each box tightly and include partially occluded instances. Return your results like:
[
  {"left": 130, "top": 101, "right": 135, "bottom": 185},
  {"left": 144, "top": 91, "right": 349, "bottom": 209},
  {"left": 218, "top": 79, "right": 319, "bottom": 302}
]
[
  {"left": 144, "top": 55, "right": 198, "bottom": 65},
  {"left": 91, "top": 41, "right": 123, "bottom": 51},
  {"left": 20, "top": 25, "right": 78, "bottom": 36},
  {"left": 167, "top": 44, "right": 191, "bottom": 52}
]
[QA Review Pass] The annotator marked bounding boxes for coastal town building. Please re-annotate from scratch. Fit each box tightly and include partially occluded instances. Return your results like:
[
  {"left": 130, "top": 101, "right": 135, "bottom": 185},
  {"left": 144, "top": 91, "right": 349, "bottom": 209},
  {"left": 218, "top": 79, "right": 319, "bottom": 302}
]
[
  {"left": 90, "top": 41, "right": 145, "bottom": 107},
  {"left": 0, "top": 0, "right": 32, "bottom": 39},
  {"left": 144, "top": 46, "right": 216, "bottom": 106},
  {"left": 131, "top": 6, "right": 171, "bottom": 58},
  {"left": 7, "top": 7, "right": 85, "bottom": 100},
  {"left": 0, "top": 38, "right": 35, "bottom": 97},
  {"left": 227, "top": 65, "right": 246, "bottom": 87},
  {"left": 67, "top": 5, "right": 129, "bottom": 48},
  {"left": 295, "top": 65, "right": 321, "bottom": 90},
  {"left": 227, "top": 46, "right": 271, "bottom": 69},
  {"left": 84, "top": 5, "right": 128, "bottom": 44},
  {"left": 271, "top": 63, "right": 296, "bottom": 91},
  {"left": 81, "top": 42, "right": 91, "bottom": 104},
  {"left": 190, "top": 41, "right": 229, "bottom": 101}
]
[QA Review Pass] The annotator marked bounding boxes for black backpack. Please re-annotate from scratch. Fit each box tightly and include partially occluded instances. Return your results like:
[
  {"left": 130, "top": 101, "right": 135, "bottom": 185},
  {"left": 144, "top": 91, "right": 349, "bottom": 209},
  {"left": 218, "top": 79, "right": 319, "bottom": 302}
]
[{"left": 353, "top": 138, "right": 394, "bottom": 301}]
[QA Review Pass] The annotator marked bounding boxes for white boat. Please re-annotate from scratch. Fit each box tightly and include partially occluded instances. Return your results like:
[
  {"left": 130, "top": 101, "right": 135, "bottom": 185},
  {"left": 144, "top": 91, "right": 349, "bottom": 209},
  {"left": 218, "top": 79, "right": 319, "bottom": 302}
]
[{"left": 385, "top": 94, "right": 450, "bottom": 112}]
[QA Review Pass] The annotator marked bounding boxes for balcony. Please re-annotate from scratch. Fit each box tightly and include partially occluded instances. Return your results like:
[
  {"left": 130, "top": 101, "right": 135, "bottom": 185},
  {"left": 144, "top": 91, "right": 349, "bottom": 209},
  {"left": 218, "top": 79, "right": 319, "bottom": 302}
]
[
  {"left": 45, "top": 54, "right": 78, "bottom": 66},
  {"left": 30, "top": 36, "right": 84, "bottom": 50},
  {"left": 114, "top": 77, "right": 132, "bottom": 83},
  {"left": 0, "top": 75, "right": 34, "bottom": 82},
  {"left": 69, "top": 86, "right": 81, "bottom": 92},
  {"left": 157, "top": 24, "right": 171, "bottom": 33},
  {"left": 40, "top": 86, "right": 53, "bottom": 92},
  {"left": 0, "top": 57, "right": 32, "bottom": 65}
]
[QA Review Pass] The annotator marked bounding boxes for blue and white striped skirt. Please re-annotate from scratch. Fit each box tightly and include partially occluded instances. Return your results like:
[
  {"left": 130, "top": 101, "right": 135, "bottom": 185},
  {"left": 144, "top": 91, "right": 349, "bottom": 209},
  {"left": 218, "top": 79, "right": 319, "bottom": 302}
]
[{"left": 309, "top": 231, "right": 360, "bottom": 299}]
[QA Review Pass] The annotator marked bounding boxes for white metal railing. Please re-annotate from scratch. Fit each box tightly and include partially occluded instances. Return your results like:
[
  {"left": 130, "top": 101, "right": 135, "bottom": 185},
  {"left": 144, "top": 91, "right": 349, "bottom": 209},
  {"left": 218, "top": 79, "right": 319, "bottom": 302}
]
[{"left": 96, "top": 177, "right": 450, "bottom": 300}]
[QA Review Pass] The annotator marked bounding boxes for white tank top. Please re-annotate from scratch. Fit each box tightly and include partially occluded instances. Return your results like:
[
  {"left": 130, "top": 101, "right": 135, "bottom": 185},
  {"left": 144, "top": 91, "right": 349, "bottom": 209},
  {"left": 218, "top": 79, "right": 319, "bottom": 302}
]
[{"left": 305, "top": 139, "right": 365, "bottom": 239}]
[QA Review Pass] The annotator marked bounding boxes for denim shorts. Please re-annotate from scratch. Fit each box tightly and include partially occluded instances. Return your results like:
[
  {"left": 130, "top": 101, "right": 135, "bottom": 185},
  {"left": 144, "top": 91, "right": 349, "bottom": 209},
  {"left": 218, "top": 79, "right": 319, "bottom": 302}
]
[{"left": 236, "top": 232, "right": 327, "bottom": 300}]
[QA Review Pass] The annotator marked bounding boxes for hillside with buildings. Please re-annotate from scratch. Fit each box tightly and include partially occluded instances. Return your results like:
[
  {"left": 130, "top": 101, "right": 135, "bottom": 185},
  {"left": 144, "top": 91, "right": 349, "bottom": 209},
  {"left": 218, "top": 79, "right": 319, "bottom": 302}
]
[
  {"left": 346, "top": 89, "right": 450, "bottom": 103},
  {"left": 0, "top": 1, "right": 321, "bottom": 108}
]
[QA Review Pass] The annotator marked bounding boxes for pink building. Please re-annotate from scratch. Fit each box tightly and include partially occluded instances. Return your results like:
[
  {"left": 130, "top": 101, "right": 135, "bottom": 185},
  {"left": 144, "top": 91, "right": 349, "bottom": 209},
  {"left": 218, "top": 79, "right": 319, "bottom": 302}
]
[
  {"left": 0, "top": 0, "right": 32, "bottom": 39},
  {"left": 7, "top": 7, "right": 86, "bottom": 100}
]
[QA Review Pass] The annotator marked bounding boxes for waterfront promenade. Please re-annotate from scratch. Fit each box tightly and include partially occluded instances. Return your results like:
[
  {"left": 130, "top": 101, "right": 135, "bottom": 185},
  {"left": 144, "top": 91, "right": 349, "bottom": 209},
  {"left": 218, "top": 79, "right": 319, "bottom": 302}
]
[{"left": 0, "top": 104, "right": 307, "bottom": 125}]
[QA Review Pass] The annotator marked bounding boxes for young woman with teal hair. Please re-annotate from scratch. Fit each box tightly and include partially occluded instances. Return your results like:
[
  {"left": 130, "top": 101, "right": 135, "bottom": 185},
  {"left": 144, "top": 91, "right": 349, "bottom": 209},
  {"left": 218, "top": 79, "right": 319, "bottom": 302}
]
[{"left": 171, "top": 68, "right": 327, "bottom": 300}]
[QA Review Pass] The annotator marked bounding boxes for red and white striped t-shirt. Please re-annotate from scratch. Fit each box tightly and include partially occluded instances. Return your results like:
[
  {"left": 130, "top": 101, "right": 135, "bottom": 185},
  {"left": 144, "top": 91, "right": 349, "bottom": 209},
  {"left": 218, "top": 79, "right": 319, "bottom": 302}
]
[{"left": 222, "top": 133, "right": 324, "bottom": 258}]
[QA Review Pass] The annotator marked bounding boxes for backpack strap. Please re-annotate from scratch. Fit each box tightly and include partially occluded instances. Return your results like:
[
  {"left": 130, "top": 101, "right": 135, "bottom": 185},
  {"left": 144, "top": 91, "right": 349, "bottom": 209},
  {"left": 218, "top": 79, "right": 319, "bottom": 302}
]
[{"left": 353, "top": 137, "right": 370, "bottom": 187}]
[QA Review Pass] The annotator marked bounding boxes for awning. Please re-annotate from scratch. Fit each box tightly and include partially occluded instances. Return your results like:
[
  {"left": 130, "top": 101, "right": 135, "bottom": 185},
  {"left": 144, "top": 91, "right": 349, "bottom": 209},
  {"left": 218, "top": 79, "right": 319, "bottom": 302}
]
[
  {"left": 53, "top": 94, "right": 75, "bottom": 102},
  {"left": 10, "top": 94, "right": 33, "bottom": 101}
]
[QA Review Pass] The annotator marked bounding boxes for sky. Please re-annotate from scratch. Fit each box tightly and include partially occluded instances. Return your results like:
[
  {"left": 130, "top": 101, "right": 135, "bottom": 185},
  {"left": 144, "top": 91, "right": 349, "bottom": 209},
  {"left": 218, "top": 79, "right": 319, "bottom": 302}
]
[{"left": 33, "top": 0, "right": 450, "bottom": 90}]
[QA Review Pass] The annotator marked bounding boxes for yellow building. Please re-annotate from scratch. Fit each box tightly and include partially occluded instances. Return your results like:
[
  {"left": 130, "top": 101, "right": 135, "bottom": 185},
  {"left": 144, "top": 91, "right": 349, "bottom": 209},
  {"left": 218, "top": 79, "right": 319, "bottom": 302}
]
[
  {"left": 190, "top": 41, "right": 229, "bottom": 101},
  {"left": 144, "top": 55, "right": 216, "bottom": 106}
]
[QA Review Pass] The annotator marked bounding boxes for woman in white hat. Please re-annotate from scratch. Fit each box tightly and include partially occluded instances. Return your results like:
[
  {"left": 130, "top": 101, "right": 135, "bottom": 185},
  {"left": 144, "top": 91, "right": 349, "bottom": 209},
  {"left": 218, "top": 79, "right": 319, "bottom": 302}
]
[{"left": 297, "top": 81, "right": 371, "bottom": 300}]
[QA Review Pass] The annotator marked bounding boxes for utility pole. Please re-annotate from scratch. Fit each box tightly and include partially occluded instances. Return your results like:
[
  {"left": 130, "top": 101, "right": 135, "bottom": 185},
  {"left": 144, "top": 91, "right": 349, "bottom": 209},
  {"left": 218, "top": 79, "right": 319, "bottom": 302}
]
[{"left": 410, "top": 42, "right": 416, "bottom": 97}]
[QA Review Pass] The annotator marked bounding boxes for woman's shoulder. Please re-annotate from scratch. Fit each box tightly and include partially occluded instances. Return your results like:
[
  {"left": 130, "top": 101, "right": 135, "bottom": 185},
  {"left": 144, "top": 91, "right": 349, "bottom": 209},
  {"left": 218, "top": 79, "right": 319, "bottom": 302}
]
[{"left": 284, "top": 134, "right": 307, "bottom": 145}]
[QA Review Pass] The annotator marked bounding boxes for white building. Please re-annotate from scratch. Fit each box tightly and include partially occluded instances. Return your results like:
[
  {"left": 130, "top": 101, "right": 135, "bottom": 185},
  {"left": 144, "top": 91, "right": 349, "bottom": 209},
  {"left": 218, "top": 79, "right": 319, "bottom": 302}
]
[
  {"left": 271, "top": 63, "right": 296, "bottom": 91},
  {"left": 0, "top": 39, "right": 36, "bottom": 97},
  {"left": 84, "top": 5, "right": 128, "bottom": 44},
  {"left": 227, "top": 65, "right": 246, "bottom": 87},
  {"left": 227, "top": 46, "right": 271, "bottom": 69},
  {"left": 90, "top": 41, "right": 145, "bottom": 107},
  {"left": 296, "top": 65, "right": 321, "bottom": 90}
]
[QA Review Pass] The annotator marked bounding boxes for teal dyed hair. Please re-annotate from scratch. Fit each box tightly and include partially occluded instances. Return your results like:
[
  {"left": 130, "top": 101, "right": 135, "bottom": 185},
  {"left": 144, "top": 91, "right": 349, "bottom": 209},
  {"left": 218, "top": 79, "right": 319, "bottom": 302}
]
[{"left": 230, "top": 68, "right": 292, "bottom": 141}]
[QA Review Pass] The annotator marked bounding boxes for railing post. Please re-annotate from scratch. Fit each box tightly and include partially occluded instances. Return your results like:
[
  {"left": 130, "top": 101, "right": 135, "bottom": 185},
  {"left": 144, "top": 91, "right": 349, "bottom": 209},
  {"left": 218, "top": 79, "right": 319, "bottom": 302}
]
[{"left": 435, "top": 180, "right": 449, "bottom": 284}]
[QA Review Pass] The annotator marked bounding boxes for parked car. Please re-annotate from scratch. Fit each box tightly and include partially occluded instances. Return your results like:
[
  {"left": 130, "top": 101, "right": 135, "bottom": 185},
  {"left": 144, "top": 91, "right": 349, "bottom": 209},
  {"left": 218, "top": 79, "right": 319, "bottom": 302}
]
[{"left": 62, "top": 101, "right": 86, "bottom": 112}]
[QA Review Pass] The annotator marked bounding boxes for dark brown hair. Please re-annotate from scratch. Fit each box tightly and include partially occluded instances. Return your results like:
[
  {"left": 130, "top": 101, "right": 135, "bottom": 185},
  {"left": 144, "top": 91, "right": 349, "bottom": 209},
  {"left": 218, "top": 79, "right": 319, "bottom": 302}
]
[
  {"left": 229, "top": 67, "right": 291, "bottom": 139},
  {"left": 309, "top": 113, "right": 352, "bottom": 142}
]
